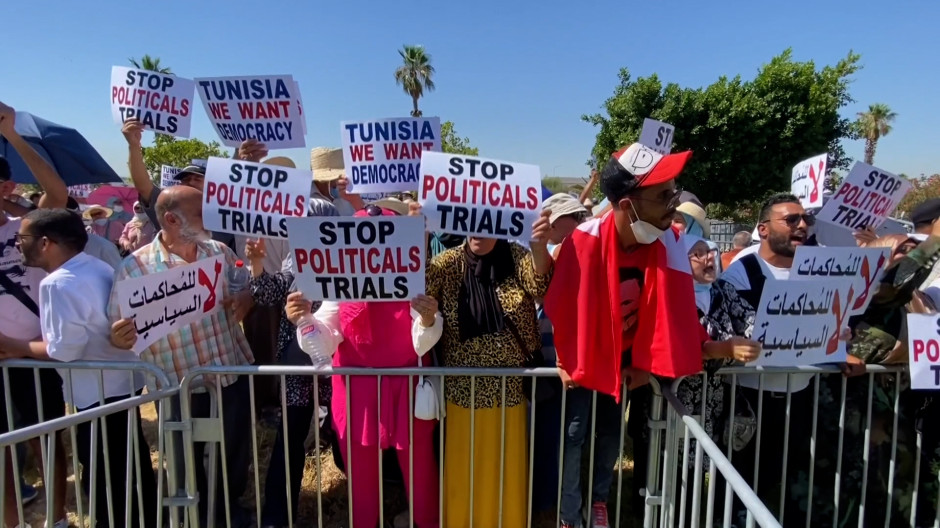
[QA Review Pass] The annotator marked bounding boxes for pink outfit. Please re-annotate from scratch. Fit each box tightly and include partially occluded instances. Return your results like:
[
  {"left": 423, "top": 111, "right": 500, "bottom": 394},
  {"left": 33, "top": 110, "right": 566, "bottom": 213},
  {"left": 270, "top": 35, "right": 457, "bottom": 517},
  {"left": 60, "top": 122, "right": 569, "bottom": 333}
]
[
  {"left": 119, "top": 221, "right": 156, "bottom": 252},
  {"left": 332, "top": 301, "right": 439, "bottom": 528},
  {"left": 90, "top": 220, "right": 124, "bottom": 244}
]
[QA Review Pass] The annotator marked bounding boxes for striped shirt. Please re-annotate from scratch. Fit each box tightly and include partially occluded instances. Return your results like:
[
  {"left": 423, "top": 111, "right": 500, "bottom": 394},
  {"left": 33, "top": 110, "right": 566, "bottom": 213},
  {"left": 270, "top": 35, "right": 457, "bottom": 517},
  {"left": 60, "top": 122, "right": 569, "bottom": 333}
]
[{"left": 107, "top": 232, "right": 254, "bottom": 391}]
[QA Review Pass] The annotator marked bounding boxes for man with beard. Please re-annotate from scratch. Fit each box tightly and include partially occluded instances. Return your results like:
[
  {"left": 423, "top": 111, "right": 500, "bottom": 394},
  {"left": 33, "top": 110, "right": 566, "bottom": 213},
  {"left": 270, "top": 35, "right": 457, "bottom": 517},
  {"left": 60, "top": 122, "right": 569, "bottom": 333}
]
[
  {"left": 107, "top": 185, "right": 255, "bottom": 528},
  {"left": 715, "top": 192, "right": 816, "bottom": 524}
]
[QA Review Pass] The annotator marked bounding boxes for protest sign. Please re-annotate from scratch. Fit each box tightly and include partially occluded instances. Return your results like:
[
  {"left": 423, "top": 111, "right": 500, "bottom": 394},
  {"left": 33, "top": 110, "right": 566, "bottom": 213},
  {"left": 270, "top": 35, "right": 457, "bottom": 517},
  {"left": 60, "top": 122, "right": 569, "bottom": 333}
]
[
  {"left": 110, "top": 66, "right": 195, "bottom": 137},
  {"left": 293, "top": 81, "right": 306, "bottom": 135},
  {"left": 792, "top": 246, "right": 890, "bottom": 317},
  {"left": 341, "top": 117, "right": 442, "bottom": 195},
  {"left": 638, "top": 118, "right": 674, "bottom": 155},
  {"left": 815, "top": 161, "right": 911, "bottom": 231},
  {"left": 68, "top": 184, "right": 94, "bottom": 198},
  {"left": 194, "top": 75, "right": 305, "bottom": 149},
  {"left": 203, "top": 157, "right": 311, "bottom": 239},
  {"left": 751, "top": 279, "right": 855, "bottom": 367},
  {"left": 791, "top": 153, "right": 827, "bottom": 209},
  {"left": 288, "top": 216, "right": 425, "bottom": 302},
  {"left": 419, "top": 151, "right": 542, "bottom": 241},
  {"left": 161, "top": 165, "right": 180, "bottom": 188},
  {"left": 117, "top": 256, "right": 225, "bottom": 353},
  {"left": 908, "top": 313, "right": 940, "bottom": 390}
]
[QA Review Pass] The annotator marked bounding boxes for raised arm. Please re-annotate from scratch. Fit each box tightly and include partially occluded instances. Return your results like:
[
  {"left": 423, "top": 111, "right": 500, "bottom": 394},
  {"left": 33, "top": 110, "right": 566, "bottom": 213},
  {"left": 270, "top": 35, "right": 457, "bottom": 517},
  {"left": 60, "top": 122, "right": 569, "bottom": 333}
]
[
  {"left": 0, "top": 102, "right": 67, "bottom": 208},
  {"left": 122, "top": 119, "right": 156, "bottom": 205}
]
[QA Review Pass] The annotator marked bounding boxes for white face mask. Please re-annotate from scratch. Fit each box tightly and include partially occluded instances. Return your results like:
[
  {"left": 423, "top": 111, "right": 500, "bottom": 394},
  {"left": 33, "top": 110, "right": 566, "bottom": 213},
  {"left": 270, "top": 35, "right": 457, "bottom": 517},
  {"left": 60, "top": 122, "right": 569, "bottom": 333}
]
[
  {"left": 134, "top": 213, "right": 147, "bottom": 222},
  {"left": 628, "top": 201, "right": 664, "bottom": 244},
  {"left": 93, "top": 218, "right": 107, "bottom": 226},
  {"left": 113, "top": 205, "right": 124, "bottom": 213}
]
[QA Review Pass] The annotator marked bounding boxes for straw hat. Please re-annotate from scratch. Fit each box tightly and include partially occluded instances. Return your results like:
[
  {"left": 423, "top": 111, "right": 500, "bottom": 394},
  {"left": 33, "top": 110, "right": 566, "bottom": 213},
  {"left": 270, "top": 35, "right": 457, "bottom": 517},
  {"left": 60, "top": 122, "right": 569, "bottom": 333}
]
[
  {"left": 262, "top": 156, "right": 296, "bottom": 169},
  {"left": 82, "top": 205, "right": 112, "bottom": 220},
  {"left": 676, "top": 201, "right": 711, "bottom": 238},
  {"left": 310, "top": 147, "right": 345, "bottom": 182},
  {"left": 372, "top": 197, "right": 410, "bottom": 216}
]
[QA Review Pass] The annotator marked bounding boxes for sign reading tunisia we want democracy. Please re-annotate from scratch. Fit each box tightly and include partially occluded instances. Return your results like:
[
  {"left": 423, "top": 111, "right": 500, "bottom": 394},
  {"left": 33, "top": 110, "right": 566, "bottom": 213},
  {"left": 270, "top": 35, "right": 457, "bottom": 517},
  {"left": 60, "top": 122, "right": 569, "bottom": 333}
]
[
  {"left": 110, "top": 66, "right": 195, "bottom": 137},
  {"left": 195, "top": 75, "right": 305, "bottom": 149},
  {"left": 420, "top": 151, "right": 542, "bottom": 241},
  {"left": 288, "top": 216, "right": 425, "bottom": 302},
  {"left": 341, "top": 117, "right": 441, "bottom": 195},
  {"left": 202, "top": 157, "right": 311, "bottom": 238}
]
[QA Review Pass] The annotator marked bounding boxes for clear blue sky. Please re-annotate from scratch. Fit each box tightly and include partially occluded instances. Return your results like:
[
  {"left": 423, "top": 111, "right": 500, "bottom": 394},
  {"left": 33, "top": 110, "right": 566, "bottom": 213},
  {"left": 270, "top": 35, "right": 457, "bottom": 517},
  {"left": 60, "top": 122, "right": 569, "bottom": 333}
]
[{"left": 2, "top": 0, "right": 938, "bottom": 184}]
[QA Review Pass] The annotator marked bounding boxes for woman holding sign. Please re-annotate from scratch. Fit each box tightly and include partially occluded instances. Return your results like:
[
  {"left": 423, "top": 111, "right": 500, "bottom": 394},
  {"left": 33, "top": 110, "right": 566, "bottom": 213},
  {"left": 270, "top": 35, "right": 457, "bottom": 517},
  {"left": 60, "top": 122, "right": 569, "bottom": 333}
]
[{"left": 422, "top": 211, "right": 553, "bottom": 528}]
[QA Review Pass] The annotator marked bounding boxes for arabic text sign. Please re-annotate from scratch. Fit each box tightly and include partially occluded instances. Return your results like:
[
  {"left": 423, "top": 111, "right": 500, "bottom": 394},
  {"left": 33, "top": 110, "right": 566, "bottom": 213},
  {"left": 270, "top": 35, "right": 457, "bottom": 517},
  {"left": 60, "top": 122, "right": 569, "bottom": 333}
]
[
  {"left": 752, "top": 279, "right": 854, "bottom": 367},
  {"left": 288, "top": 216, "right": 426, "bottom": 302},
  {"left": 816, "top": 161, "right": 911, "bottom": 231},
  {"left": 791, "top": 154, "right": 827, "bottom": 209},
  {"left": 638, "top": 118, "right": 674, "bottom": 155},
  {"left": 161, "top": 165, "right": 180, "bottom": 188},
  {"left": 203, "top": 157, "right": 311, "bottom": 239},
  {"left": 419, "top": 151, "right": 542, "bottom": 241},
  {"left": 341, "top": 117, "right": 442, "bottom": 195},
  {"left": 791, "top": 246, "right": 890, "bottom": 317},
  {"left": 110, "top": 66, "right": 195, "bottom": 137},
  {"left": 908, "top": 314, "right": 940, "bottom": 390},
  {"left": 117, "top": 256, "right": 225, "bottom": 353},
  {"left": 194, "top": 75, "right": 305, "bottom": 149}
]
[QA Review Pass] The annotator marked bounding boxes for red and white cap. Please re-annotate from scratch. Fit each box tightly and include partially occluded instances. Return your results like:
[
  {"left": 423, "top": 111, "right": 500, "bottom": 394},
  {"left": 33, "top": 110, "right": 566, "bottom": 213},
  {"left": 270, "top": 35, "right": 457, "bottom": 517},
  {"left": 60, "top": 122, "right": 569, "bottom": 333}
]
[{"left": 611, "top": 143, "right": 692, "bottom": 188}]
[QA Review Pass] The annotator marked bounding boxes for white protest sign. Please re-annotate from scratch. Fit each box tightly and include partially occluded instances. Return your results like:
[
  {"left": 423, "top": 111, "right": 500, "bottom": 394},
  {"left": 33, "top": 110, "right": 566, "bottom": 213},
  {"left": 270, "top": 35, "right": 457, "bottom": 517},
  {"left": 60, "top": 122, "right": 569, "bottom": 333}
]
[
  {"left": 117, "top": 256, "right": 225, "bottom": 353},
  {"left": 203, "top": 157, "right": 312, "bottom": 239},
  {"left": 907, "top": 313, "right": 940, "bottom": 390},
  {"left": 419, "top": 151, "right": 542, "bottom": 241},
  {"left": 293, "top": 81, "right": 306, "bottom": 135},
  {"left": 751, "top": 279, "right": 855, "bottom": 366},
  {"left": 68, "top": 184, "right": 94, "bottom": 198},
  {"left": 791, "top": 154, "right": 827, "bottom": 209},
  {"left": 161, "top": 165, "right": 180, "bottom": 188},
  {"left": 341, "top": 117, "right": 442, "bottom": 195},
  {"left": 638, "top": 118, "right": 674, "bottom": 155},
  {"left": 815, "top": 161, "right": 911, "bottom": 231},
  {"left": 110, "top": 66, "right": 195, "bottom": 137},
  {"left": 194, "top": 75, "right": 305, "bottom": 149},
  {"left": 792, "top": 246, "right": 890, "bottom": 317},
  {"left": 287, "top": 216, "right": 426, "bottom": 302}
]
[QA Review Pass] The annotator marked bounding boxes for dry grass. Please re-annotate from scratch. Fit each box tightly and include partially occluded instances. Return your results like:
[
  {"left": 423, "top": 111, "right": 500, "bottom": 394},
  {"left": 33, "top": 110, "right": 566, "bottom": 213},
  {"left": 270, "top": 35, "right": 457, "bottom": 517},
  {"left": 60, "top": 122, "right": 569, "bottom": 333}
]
[{"left": 18, "top": 402, "right": 645, "bottom": 528}]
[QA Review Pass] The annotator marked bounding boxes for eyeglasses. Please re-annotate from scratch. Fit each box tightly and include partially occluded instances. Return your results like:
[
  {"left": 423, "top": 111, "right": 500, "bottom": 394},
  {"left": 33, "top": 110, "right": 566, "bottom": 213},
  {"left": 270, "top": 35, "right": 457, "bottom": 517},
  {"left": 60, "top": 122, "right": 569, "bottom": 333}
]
[
  {"left": 763, "top": 213, "right": 815, "bottom": 228},
  {"left": 688, "top": 249, "right": 714, "bottom": 261},
  {"left": 630, "top": 186, "right": 684, "bottom": 209}
]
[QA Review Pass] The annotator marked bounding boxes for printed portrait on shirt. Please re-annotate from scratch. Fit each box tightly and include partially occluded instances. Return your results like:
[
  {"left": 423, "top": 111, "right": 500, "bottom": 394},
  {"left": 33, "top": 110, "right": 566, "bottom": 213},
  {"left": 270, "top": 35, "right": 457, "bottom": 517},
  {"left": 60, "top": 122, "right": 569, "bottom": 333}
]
[{"left": 619, "top": 267, "right": 644, "bottom": 334}]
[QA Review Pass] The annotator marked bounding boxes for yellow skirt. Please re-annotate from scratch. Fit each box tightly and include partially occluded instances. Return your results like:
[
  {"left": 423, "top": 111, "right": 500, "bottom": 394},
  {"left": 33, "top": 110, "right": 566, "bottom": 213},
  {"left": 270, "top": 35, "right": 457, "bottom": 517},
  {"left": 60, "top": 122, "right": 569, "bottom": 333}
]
[{"left": 444, "top": 402, "right": 528, "bottom": 528}]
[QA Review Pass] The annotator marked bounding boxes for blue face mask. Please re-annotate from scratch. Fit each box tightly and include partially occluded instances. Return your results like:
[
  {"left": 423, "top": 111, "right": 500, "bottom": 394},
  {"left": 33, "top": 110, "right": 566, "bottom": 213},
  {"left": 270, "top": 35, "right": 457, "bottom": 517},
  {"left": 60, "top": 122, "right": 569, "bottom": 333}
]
[{"left": 330, "top": 187, "right": 339, "bottom": 199}]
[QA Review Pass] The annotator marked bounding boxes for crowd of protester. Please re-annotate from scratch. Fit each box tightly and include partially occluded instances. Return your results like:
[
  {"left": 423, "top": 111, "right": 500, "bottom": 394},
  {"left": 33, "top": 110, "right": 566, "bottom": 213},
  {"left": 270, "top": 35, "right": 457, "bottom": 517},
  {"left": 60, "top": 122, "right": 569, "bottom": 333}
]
[{"left": 0, "top": 99, "right": 937, "bottom": 528}]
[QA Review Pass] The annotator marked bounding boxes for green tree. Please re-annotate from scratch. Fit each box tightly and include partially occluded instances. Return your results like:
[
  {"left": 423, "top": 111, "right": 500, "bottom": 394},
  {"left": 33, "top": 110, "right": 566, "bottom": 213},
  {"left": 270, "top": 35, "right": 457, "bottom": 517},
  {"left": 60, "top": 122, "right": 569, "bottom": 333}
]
[
  {"left": 394, "top": 45, "right": 435, "bottom": 117},
  {"left": 142, "top": 135, "right": 228, "bottom": 185},
  {"left": 129, "top": 54, "right": 171, "bottom": 74},
  {"left": 856, "top": 103, "right": 896, "bottom": 165},
  {"left": 440, "top": 121, "right": 479, "bottom": 155},
  {"left": 542, "top": 177, "right": 566, "bottom": 193},
  {"left": 583, "top": 49, "right": 861, "bottom": 216},
  {"left": 896, "top": 173, "right": 940, "bottom": 219}
]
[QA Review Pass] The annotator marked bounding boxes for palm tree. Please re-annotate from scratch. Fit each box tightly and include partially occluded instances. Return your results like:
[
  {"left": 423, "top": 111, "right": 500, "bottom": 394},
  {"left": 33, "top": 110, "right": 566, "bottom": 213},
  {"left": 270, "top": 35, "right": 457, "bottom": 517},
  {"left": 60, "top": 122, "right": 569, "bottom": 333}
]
[
  {"left": 394, "top": 45, "right": 435, "bottom": 117},
  {"left": 856, "top": 103, "right": 896, "bottom": 165},
  {"left": 129, "top": 54, "right": 171, "bottom": 74}
]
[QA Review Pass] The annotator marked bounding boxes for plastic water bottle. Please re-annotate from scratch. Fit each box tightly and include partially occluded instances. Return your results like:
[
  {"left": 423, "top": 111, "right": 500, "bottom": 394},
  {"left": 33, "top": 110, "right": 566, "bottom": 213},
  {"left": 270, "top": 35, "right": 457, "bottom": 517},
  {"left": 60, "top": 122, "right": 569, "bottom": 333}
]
[
  {"left": 228, "top": 260, "right": 250, "bottom": 294},
  {"left": 296, "top": 315, "right": 332, "bottom": 369}
]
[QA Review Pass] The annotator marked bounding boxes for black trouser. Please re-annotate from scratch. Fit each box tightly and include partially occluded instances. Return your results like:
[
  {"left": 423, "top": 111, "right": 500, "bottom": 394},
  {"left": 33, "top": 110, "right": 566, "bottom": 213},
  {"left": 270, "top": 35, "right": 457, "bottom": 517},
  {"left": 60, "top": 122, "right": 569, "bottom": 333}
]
[
  {"left": 260, "top": 404, "right": 316, "bottom": 526},
  {"left": 76, "top": 392, "right": 157, "bottom": 528}
]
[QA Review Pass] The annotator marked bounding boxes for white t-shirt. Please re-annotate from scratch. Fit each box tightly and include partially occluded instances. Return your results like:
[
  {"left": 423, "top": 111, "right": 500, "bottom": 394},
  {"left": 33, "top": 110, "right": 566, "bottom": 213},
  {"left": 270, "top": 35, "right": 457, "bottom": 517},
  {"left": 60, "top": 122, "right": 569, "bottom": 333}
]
[
  {"left": 0, "top": 218, "right": 45, "bottom": 341},
  {"left": 40, "top": 252, "right": 143, "bottom": 408},
  {"left": 729, "top": 243, "right": 759, "bottom": 265},
  {"left": 721, "top": 254, "right": 813, "bottom": 393}
]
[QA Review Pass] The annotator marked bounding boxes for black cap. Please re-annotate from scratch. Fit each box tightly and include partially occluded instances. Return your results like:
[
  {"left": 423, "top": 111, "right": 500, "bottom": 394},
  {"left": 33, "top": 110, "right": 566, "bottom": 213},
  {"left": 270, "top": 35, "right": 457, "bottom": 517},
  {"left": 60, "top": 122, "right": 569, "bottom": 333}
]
[
  {"left": 0, "top": 157, "right": 9, "bottom": 182},
  {"left": 911, "top": 198, "right": 940, "bottom": 227},
  {"left": 174, "top": 165, "right": 206, "bottom": 181}
]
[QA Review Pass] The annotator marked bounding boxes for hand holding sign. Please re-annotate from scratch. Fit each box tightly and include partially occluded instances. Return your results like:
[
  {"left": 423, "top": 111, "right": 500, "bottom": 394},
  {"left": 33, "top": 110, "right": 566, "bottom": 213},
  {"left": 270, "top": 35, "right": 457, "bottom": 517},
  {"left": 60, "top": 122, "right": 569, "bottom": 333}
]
[
  {"left": 237, "top": 139, "right": 268, "bottom": 162},
  {"left": 110, "top": 318, "right": 138, "bottom": 350},
  {"left": 122, "top": 119, "right": 144, "bottom": 148},
  {"left": 411, "top": 294, "right": 439, "bottom": 327},
  {"left": 530, "top": 209, "right": 551, "bottom": 249}
]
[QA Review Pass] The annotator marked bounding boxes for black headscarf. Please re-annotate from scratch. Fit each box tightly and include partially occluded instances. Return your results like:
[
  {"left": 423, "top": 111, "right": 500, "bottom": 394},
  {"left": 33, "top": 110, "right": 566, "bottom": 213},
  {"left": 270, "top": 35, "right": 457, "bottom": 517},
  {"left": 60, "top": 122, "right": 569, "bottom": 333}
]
[{"left": 458, "top": 240, "right": 516, "bottom": 341}]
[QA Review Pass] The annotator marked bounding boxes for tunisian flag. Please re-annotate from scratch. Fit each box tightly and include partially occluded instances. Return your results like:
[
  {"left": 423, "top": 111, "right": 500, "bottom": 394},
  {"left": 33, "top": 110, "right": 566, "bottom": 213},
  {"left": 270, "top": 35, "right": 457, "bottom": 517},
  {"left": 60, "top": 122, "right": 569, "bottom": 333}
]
[{"left": 544, "top": 213, "right": 704, "bottom": 400}]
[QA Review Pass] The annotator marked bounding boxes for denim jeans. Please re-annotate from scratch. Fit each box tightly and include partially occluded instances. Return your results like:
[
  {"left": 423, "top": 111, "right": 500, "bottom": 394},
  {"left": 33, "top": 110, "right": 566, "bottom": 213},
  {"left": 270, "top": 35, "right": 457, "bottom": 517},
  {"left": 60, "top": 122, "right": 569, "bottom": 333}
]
[{"left": 560, "top": 388, "right": 624, "bottom": 526}]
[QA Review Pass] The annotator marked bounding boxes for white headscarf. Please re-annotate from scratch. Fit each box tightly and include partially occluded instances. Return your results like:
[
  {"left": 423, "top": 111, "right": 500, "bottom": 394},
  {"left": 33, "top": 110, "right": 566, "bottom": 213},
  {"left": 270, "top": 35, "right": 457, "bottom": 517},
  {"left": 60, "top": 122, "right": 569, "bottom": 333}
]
[{"left": 683, "top": 234, "right": 716, "bottom": 315}]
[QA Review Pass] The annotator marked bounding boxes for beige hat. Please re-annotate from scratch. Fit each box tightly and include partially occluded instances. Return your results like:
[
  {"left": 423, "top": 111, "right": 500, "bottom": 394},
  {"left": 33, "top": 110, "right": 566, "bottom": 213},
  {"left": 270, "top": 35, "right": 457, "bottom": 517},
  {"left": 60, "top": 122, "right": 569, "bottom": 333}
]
[
  {"left": 262, "top": 156, "right": 296, "bottom": 169},
  {"left": 676, "top": 201, "right": 711, "bottom": 238},
  {"left": 372, "top": 197, "right": 410, "bottom": 216},
  {"left": 82, "top": 205, "right": 112, "bottom": 220},
  {"left": 310, "top": 147, "right": 345, "bottom": 182},
  {"left": 543, "top": 193, "right": 588, "bottom": 225}
]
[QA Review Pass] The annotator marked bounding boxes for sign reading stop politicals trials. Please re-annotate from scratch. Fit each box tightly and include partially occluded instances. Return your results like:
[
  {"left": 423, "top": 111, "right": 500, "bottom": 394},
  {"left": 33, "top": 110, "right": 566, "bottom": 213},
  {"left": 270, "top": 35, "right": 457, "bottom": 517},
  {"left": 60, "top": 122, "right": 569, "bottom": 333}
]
[
  {"left": 815, "top": 161, "right": 911, "bottom": 232},
  {"left": 341, "top": 117, "right": 442, "bottom": 195},
  {"left": 638, "top": 118, "right": 674, "bottom": 155},
  {"left": 287, "top": 216, "right": 425, "bottom": 302},
  {"left": 419, "top": 152, "right": 542, "bottom": 241},
  {"left": 111, "top": 66, "right": 195, "bottom": 137},
  {"left": 792, "top": 246, "right": 890, "bottom": 317},
  {"left": 907, "top": 313, "right": 940, "bottom": 390},
  {"left": 791, "top": 154, "right": 827, "bottom": 210},
  {"left": 203, "top": 157, "right": 311, "bottom": 239},
  {"left": 194, "top": 75, "right": 305, "bottom": 149}
]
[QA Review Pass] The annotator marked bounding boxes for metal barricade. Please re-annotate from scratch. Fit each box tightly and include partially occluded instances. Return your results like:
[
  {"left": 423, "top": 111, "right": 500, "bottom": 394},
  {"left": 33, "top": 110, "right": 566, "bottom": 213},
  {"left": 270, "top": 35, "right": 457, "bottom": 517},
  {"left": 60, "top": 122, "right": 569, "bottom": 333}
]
[{"left": 0, "top": 359, "right": 179, "bottom": 528}]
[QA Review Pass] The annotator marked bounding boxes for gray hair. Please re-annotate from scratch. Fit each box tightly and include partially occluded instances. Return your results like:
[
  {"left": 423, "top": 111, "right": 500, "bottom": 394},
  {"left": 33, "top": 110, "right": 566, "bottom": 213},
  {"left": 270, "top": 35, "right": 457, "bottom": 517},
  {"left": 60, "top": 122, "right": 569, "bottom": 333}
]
[{"left": 732, "top": 231, "right": 752, "bottom": 248}]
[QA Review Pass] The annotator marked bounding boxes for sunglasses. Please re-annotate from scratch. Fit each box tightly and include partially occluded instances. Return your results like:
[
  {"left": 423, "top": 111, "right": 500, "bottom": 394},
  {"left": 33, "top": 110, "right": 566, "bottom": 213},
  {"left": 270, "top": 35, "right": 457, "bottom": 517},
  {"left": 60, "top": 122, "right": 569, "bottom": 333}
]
[
  {"left": 364, "top": 204, "right": 401, "bottom": 217},
  {"left": 764, "top": 213, "right": 815, "bottom": 228}
]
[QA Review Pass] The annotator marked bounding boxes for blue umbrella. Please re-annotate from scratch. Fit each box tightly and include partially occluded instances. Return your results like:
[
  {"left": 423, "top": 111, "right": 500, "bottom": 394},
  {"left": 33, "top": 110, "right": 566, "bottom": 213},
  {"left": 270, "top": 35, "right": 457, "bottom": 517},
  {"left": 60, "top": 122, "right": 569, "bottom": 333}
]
[
  {"left": 541, "top": 185, "right": 554, "bottom": 200},
  {"left": 0, "top": 112, "right": 120, "bottom": 185}
]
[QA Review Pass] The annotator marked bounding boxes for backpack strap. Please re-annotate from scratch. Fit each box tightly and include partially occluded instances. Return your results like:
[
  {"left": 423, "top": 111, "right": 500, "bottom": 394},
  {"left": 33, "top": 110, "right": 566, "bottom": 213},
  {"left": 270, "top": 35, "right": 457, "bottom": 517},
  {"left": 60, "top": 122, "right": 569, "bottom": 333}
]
[{"left": 738, "top": 254, "right": 766, "bottom": 310}]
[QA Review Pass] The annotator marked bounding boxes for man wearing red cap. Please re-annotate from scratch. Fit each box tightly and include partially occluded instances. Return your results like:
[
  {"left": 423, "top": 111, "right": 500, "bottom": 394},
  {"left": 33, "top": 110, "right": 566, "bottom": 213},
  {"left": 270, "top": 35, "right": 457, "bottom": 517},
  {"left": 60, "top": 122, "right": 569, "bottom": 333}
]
[{"left": 545, "top": 143, "right": 712, "bottom": 527}]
